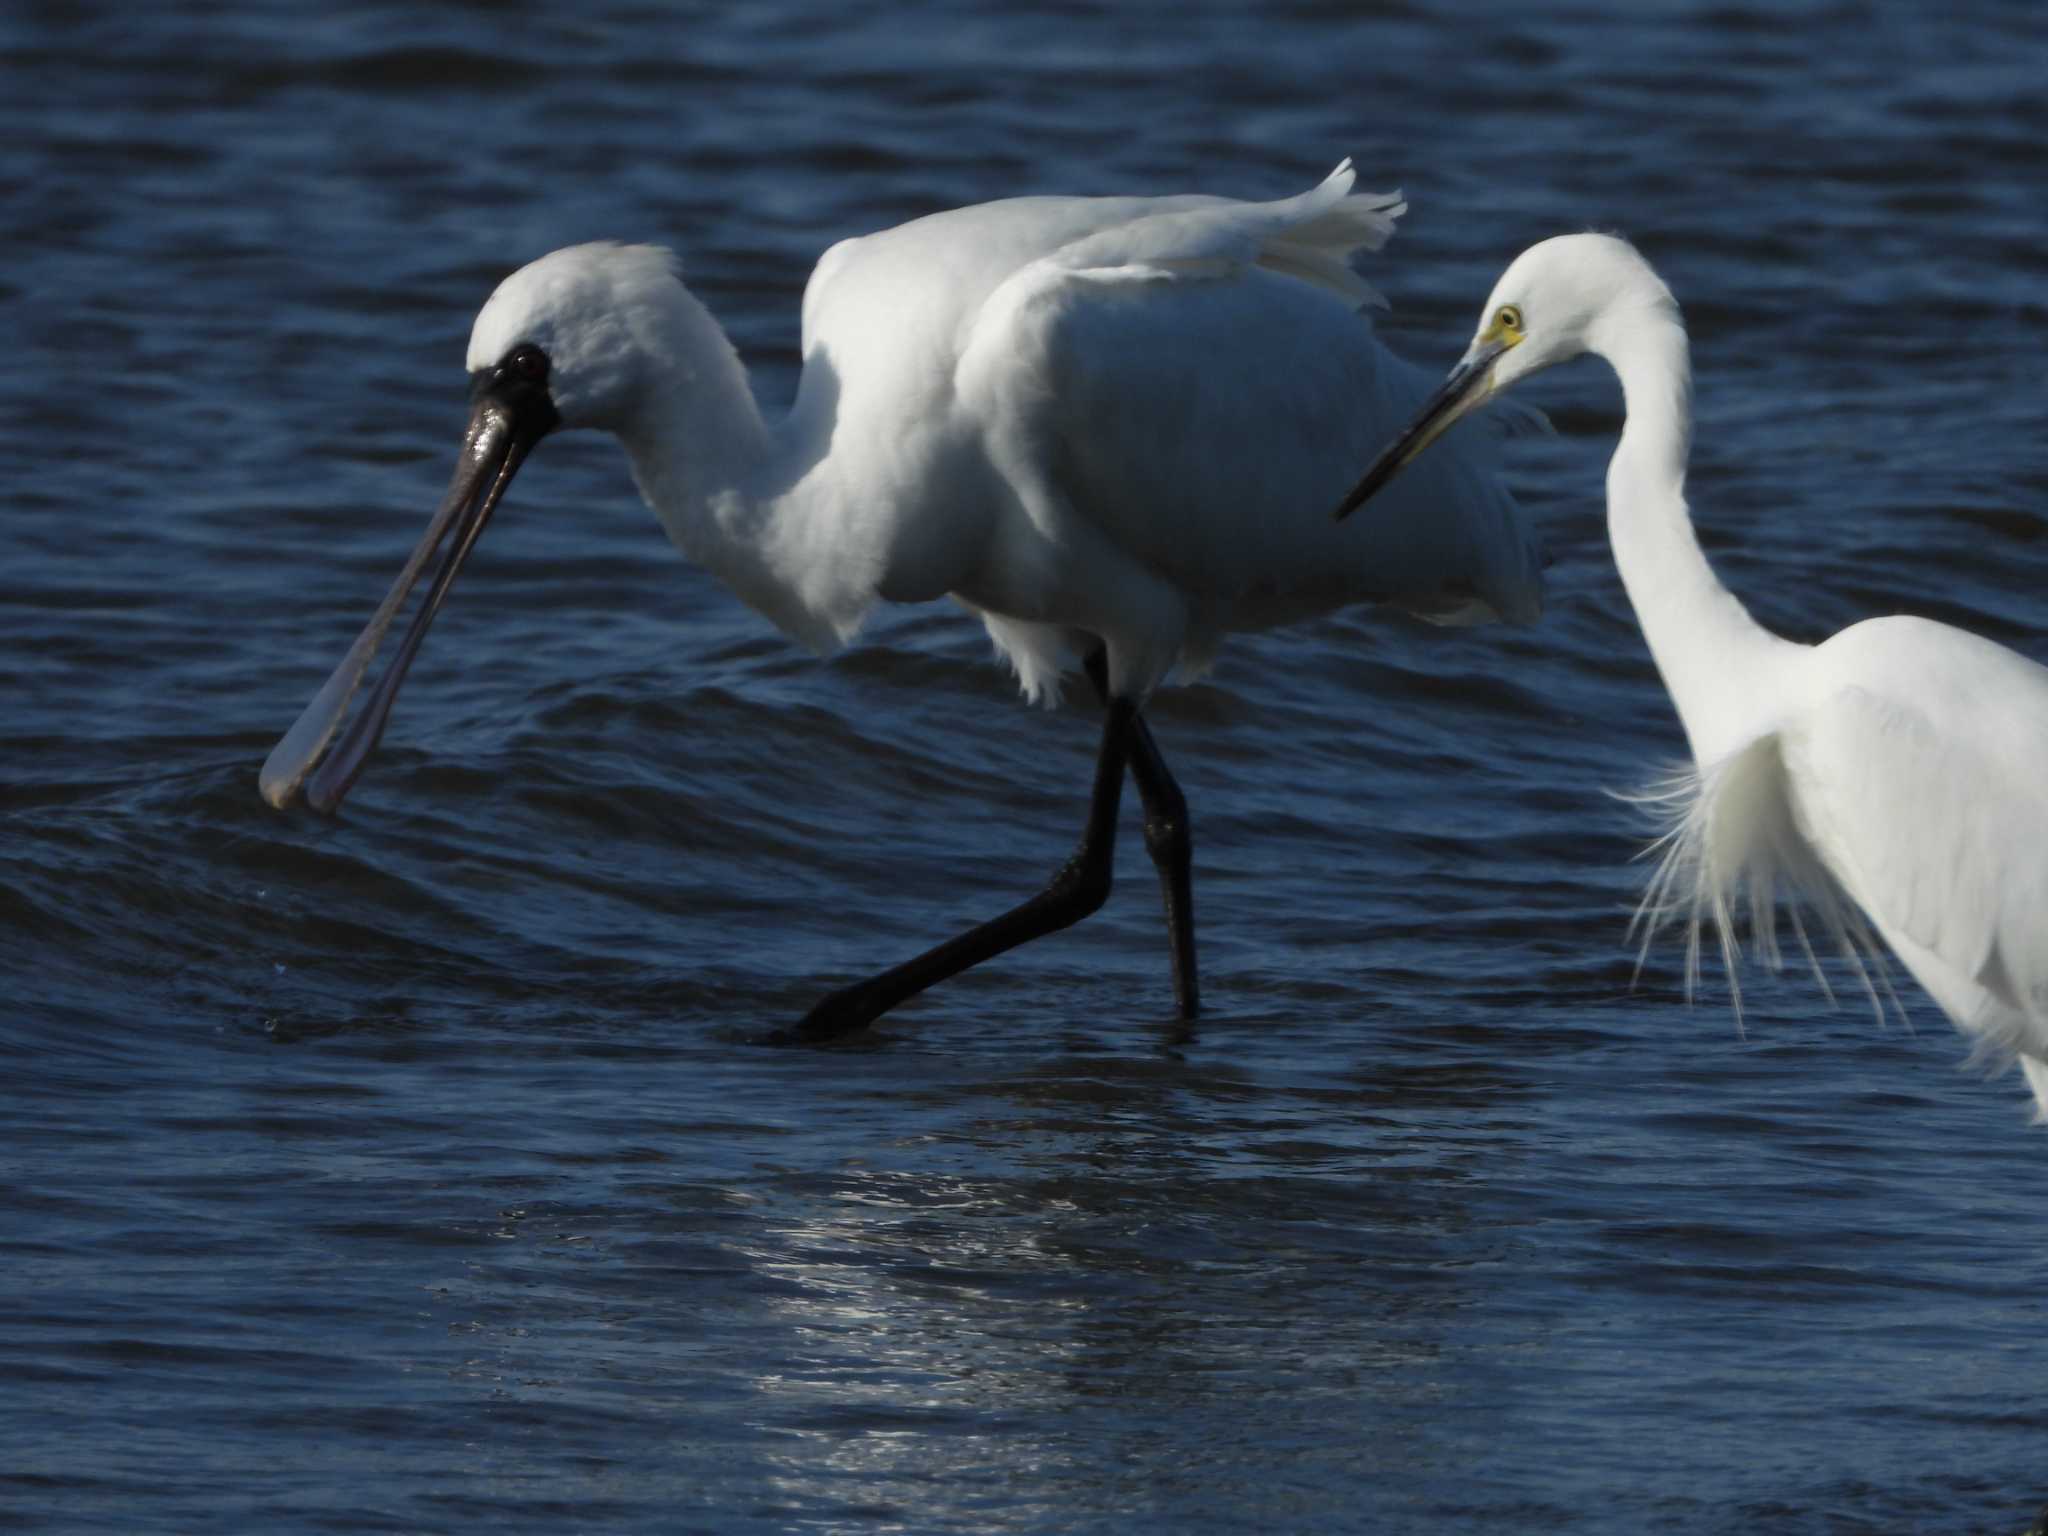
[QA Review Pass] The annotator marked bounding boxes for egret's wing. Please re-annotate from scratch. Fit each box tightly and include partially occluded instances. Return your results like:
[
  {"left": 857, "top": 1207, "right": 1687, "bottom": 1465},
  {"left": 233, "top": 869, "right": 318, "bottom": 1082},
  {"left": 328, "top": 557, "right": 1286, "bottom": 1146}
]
[{"left": 1786, "top": 622, "right": 2048, "bottom": 1040}]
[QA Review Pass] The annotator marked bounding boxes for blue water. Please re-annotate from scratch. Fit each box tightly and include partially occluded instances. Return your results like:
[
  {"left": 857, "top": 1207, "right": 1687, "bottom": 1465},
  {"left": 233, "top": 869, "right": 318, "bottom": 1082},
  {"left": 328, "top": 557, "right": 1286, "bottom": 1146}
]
[{"left": 4, "top": 3, "right": 2045, "bottom": 1531}]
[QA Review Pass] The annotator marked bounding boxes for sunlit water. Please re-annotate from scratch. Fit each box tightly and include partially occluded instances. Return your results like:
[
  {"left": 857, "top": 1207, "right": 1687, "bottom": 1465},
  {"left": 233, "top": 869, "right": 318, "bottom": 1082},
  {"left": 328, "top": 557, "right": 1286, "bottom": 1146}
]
[{"left": 4, "top": 4, "right": 2045, "bottom": 1531}]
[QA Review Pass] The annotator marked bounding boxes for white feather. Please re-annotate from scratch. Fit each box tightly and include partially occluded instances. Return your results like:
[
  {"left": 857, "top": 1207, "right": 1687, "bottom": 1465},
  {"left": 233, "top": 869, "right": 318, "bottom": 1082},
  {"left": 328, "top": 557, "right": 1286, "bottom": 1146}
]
[{"left": 1427, "top": 233, "right": 2048, "bottom": 1117}]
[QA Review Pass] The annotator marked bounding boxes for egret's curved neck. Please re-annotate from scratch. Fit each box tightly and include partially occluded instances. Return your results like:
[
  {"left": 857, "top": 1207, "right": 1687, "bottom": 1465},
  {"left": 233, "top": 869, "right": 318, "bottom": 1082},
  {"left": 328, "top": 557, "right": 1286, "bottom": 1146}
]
[
  {"left": 1596, "top": 306, "right": 1797, "bottom": 766},
  {"left": 612, "top": 286, "right": 869, "bottom": 652}
]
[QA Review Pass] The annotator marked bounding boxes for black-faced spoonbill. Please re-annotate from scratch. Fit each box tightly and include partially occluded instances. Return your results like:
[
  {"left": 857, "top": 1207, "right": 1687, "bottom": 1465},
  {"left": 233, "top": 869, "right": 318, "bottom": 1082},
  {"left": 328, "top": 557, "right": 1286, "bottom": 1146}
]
[{"left": 262, "top": 162, "right": 1543, "bottom": 1041}]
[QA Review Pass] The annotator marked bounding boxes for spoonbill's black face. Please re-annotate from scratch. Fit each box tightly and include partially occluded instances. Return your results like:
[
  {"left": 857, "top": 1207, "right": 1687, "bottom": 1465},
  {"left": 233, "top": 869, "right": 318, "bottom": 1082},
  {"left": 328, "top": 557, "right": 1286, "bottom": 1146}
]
[
  {"left": 258, "top": 342, "right": 560, "bottom": 813},
  {"left": 472, "top": 342, "right": 558, "bottom": 430}
]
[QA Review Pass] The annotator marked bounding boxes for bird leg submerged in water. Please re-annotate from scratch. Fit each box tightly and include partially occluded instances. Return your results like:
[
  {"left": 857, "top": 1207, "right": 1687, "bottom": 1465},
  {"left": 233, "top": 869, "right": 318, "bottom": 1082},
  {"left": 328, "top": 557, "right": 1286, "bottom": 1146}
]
[
  {"left": 1085, "top": 648, "right": 1198, "bottom": 1019},
  {"left": 787, "top": 645, "right": 1202, "bottom": 1041},
  {"left": 781, "top": 646, "right": 1199, "bottom": 1040},
  {"left": 790, "top": 692, "right": 1144, "bottom": 1041}
]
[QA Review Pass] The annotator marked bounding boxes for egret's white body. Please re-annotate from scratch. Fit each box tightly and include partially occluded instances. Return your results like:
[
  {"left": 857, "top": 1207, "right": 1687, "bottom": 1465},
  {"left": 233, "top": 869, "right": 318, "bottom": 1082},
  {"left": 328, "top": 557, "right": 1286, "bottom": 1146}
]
[
  {"left": 1341, "top": 233, "right": 2048, "bottom": 1116},
  {"left": 262, "top": 162, "right": 1543, "bottom": 1037}
]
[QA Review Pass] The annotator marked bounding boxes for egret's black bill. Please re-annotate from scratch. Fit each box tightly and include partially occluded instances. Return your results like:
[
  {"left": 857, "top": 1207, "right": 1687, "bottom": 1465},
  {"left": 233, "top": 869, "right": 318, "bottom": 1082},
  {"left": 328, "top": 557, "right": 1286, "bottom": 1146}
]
[{"left": 1333, "top": 340, "right": 1503, "bottom": 522}]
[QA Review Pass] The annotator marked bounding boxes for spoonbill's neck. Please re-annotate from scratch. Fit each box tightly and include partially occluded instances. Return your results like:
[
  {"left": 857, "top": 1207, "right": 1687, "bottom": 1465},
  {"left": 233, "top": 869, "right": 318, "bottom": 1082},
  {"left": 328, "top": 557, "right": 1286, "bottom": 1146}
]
[
  {"left": 1594, "top": 306, "right": 1800, "bottom": 767},
  {"left": 610, "top": 284, "right": 869, "bottom": 654}
]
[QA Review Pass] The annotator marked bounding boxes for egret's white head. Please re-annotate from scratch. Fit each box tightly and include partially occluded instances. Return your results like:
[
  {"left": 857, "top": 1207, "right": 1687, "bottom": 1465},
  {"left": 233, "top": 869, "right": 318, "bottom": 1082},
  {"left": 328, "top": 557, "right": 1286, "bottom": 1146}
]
[
  {"left": 260, "top": 242, "right": 694, "bottom": 815},
  {"left": 1334, "top": 232, "right": 1677, "bottom": 520},
  {"left": 1481, "top": 233, "right": 1678, "bottom": 391},
  {"left": 467, "top": 242, "right": 688, "bottom": 431}
]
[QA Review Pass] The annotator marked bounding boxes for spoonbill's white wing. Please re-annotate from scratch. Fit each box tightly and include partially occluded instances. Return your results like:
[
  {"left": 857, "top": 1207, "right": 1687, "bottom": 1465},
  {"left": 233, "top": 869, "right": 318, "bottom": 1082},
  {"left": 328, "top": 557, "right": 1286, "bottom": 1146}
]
[
  {"left": 949, "top": 173, "right": 1542, "bottom": 695},
  {"left": 798, "top": 160, "right": 1396, "bottom": 357}
]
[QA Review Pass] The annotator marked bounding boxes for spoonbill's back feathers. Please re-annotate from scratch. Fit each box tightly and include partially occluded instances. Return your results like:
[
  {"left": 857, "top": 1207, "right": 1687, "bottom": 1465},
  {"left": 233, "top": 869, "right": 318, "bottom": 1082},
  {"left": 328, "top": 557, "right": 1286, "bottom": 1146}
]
[{"left": 792, "top": 162, "right": 1542, "bottom": 702}]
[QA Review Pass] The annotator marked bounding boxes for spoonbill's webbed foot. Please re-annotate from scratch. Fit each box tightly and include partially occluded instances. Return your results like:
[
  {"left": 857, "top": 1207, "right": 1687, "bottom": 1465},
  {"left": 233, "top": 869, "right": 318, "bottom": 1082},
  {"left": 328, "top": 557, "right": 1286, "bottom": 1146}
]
[
  {"left": 788, "top": 699, "right": 1137, "bottom": 1041},
  {"left": 1084, "top": 648, "right": 1199, "bottom": 1019}
]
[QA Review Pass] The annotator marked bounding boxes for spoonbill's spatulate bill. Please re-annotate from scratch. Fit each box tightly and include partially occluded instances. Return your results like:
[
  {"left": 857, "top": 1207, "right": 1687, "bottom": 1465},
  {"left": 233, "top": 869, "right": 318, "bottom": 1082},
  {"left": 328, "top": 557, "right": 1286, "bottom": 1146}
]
[
  {"left": 1337, "top": 232, "right": 2048, "bottom": 1117},
  {"left": 262, "top": 161, "right": 1544, "bottom": 1040}
]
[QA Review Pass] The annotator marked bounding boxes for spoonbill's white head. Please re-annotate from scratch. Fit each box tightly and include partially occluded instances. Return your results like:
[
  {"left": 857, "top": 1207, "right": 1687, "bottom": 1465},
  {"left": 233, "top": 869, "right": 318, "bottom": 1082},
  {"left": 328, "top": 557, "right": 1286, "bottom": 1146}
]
[
  {"left": 1334, "top": 233, "right": 1678, "bottom": 518},
  {"left": 467, "top": 243, "right": 688, "bottom": 432},
  {"left": 259, "top": 243, "right": 694, "bottom": 814}
]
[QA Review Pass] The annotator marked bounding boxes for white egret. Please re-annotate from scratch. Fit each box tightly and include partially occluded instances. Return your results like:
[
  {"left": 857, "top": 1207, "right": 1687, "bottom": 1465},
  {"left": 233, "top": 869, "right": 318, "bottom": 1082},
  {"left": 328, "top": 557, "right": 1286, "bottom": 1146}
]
[
  {"left": 261, "top": 162, "right": 1544, "bottom": 1040},
  {"left": 1337, "top": 232, "right": 2048, "bottom": 1116}
]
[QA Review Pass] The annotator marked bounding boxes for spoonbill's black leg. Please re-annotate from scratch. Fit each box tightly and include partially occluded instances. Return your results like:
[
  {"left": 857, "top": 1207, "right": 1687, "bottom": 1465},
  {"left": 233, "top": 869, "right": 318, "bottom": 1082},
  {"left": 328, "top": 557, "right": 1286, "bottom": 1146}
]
[
  {"left": 791, "top": 697, "right": 1136, "bottom": 1042},
  {"left": 1083, "top": 647, "right": 1199, "bottom": 1019}
]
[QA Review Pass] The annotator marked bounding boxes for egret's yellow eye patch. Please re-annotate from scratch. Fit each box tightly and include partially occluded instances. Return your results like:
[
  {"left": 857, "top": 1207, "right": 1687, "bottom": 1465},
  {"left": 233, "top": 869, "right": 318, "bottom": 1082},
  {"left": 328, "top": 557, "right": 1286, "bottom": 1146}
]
[{"left": 1481, "top": 304, "right": 1525, "bottom": 346}]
